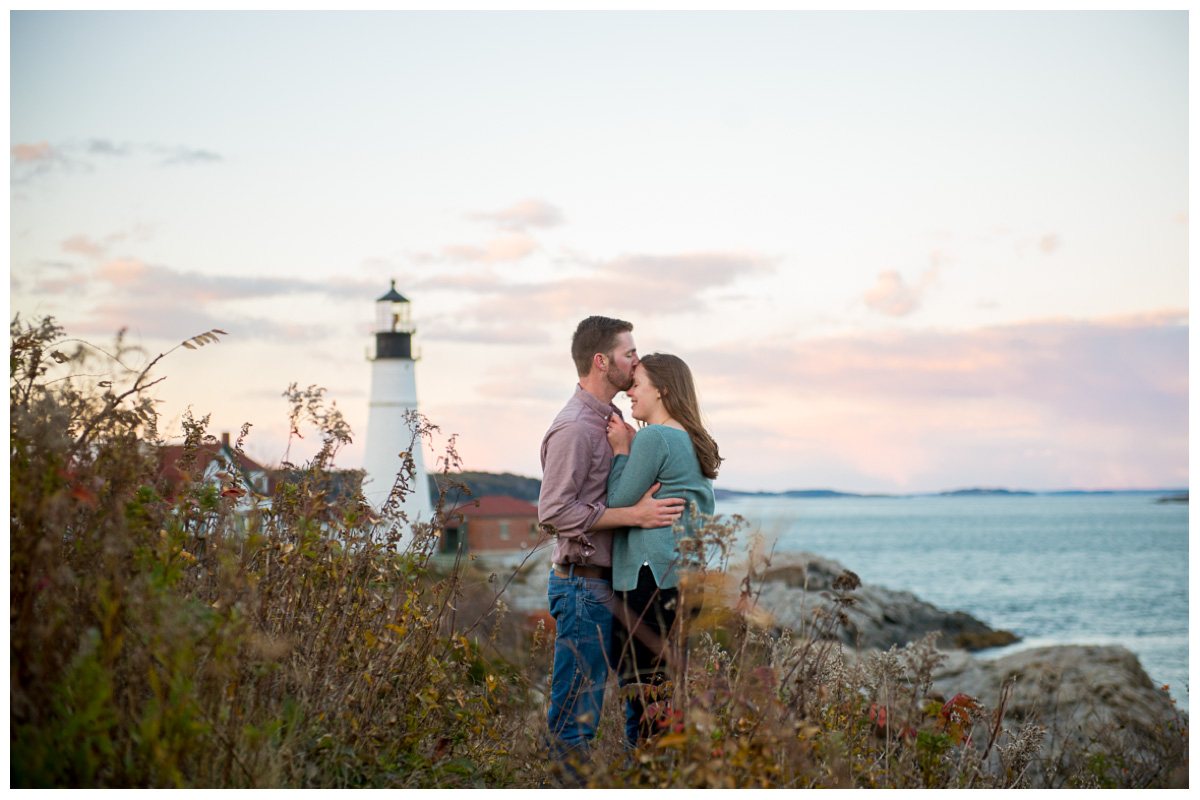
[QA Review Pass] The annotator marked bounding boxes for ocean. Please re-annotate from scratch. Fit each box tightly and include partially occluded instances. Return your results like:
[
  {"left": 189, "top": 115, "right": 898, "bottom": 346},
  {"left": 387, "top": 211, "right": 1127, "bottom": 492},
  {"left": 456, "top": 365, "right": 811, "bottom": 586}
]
[{"left": 714, "top": 493, "right": 1189, "bottom": 712}]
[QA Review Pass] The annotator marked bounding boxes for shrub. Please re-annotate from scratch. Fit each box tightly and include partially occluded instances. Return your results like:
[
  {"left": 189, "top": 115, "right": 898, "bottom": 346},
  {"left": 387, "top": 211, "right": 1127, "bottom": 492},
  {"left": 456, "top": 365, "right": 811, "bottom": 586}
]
[{"left": 9, "top": 315, "right": 1188, "bottom": 788}]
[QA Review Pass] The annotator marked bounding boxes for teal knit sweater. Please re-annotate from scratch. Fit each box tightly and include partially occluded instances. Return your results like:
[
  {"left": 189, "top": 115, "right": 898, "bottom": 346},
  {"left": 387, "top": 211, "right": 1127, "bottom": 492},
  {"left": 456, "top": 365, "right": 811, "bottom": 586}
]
[{"left": 608, "top": 425, "right": 715, "bottom": 591}]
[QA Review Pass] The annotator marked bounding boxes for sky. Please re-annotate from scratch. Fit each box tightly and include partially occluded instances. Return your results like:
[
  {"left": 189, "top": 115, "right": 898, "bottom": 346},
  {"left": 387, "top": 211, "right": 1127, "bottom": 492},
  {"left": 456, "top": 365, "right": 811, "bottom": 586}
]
[{"left": 9, "top": 10, "right": 1189, "bottom": 494}]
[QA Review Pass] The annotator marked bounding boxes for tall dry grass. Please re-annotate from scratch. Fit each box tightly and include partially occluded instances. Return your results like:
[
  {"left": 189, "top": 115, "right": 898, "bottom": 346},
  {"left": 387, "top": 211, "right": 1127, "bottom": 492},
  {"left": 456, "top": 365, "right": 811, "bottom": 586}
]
[{"left": 9, "top": 315, "right": 1188, "bottom": 788}]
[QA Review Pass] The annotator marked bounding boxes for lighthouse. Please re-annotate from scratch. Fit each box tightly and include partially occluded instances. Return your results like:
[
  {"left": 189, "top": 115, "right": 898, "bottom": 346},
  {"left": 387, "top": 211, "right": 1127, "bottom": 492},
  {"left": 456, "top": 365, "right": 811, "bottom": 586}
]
[{"left": 362, "top": 282, "right": 434, "bottom": 528}]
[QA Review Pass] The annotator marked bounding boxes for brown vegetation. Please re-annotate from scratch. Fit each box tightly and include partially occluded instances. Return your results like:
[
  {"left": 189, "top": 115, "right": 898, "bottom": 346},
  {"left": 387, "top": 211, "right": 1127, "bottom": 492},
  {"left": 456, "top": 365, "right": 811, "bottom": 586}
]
[{"left": 9, "top": 316, "right": 1188, "bottom": 788}]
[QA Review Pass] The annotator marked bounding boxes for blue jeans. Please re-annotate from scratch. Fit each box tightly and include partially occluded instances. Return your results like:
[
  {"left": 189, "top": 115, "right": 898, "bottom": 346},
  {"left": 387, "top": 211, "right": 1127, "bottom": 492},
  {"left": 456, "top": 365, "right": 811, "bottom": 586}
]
[{"left": 546, "top": 569, "right": 614, "bottom": 766}]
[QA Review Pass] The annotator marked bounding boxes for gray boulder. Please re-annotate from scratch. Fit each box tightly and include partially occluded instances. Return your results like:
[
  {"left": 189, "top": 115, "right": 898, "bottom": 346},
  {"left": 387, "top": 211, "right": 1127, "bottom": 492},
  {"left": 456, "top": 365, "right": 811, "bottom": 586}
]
[
  {"left": 745, "top": 551, "right": 1018, "bottom": 652},
  {"left": 933, "top": 645, "right": 1187, "bottom": 787}
]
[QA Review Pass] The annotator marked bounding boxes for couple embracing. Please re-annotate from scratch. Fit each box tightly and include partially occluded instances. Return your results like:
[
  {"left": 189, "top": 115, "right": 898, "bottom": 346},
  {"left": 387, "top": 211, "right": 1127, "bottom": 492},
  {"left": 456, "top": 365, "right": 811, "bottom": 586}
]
[{"left": 537, "top": 315, "right": 722, "bottom": 768}]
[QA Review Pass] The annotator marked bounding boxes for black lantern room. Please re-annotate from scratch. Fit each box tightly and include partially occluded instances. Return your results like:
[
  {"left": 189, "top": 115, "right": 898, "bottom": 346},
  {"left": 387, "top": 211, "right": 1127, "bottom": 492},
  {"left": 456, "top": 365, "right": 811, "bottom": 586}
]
[{"left": 374, "top": 281, "right": 415, "bottom": 360}]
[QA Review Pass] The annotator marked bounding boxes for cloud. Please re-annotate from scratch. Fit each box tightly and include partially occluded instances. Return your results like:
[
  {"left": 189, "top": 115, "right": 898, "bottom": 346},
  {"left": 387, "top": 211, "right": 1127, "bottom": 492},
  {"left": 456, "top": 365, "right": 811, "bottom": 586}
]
[
  {"left": 11, "top": 141, "right": 53, "bottom": 162},
  {"left": 467, "top": 198, "right": 565, "bottom": 231},
  {"left": 83, "top": 138, "right": 221, "bottom": 166},
  {"left": 399, "top": 249, "right": 774, "bottom": 346},
  {"left": 62, "top": 234, "right": 113, "bottom": 258},
  {"left": 85, "top": 139, "right": 133, "bottom": 157},
  {"left": 10, "top": 141, "right": 81, "bottom": 183},
  {"left": 420, "top": 318, "right": 551, "bottom": 345},
  {"left": 31, "top": 264, "right": 89, "bottom": 295},
  {"left": 92, "top": 258, "right": 376, "bottom": 302},
  {"left": 159, "top": 146, "right": 221, "bottom": 166},
  {"left": 442, "top": 233, "right": 539, "bottom": 263},
  {"left": 73, "top": 300, "right": 332, "bottom": 343},
  {"left": 862, "top": 268, "right": 938, "bottom": 316},
  {"left": 419, "top": 250, "right": 775, "bottom": 340},
  {"left": 687, "top": 311, "right": 1187, "bottom": 490},
  {"left": 96, "top": 258, "right": 151, "bottom": 286},
  {"left": 11, "top": 138, "right": 221, "bottom": 183}
]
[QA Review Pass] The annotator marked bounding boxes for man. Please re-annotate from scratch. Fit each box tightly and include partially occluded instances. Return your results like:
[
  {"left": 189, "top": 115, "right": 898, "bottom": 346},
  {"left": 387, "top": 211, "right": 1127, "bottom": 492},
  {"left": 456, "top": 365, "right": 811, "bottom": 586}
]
[{"left": 538, "top": 316, "right": 685, "bottom": 769}]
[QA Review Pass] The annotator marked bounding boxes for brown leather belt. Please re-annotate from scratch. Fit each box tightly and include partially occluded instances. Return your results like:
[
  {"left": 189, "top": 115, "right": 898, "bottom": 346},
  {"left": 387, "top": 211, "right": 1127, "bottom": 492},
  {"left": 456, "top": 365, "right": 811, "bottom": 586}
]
[{"left": 552, "top": 562, "right": 611, "bottom": 580}]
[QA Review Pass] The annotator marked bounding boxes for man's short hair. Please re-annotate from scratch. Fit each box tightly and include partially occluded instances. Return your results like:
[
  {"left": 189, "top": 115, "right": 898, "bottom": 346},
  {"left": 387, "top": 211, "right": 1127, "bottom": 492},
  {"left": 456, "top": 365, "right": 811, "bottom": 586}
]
[{"left": 571, "top": 316, "right": 633, "bottom": 377}]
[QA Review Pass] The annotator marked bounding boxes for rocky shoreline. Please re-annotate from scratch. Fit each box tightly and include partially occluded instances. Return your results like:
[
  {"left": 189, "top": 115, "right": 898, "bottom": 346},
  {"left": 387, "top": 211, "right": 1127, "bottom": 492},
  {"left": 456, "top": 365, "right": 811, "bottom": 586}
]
[
  {"left": 483, "top": 546, "right": 1186, "bottom": 785},
  {"left": 750, "top": 551, "right": 1020, "bottom": 651},
  {"left": 746, "top": 551, "right": 1186, "bottom": 785}
]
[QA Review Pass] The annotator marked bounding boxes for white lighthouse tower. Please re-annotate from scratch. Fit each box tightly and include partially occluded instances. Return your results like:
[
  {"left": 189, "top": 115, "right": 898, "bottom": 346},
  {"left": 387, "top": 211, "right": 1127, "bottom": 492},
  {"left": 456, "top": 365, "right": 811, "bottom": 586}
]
[{"left": 362, "top": 282, "right": 435, "bottom": 528}]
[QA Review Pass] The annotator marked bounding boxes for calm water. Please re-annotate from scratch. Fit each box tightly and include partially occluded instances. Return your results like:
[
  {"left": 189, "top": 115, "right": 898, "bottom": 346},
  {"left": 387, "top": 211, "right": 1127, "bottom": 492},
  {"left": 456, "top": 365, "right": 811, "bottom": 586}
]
[{"left": 714, "top": 494, "right": 1189, "bottom": 711}]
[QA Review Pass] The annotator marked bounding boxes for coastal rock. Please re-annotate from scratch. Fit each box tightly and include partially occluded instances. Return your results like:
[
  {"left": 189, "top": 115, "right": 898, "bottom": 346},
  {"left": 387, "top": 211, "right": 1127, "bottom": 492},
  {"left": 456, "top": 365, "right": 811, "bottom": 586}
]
[
  {"left": 932, "top": 645, "right": 1187, "bottom": 785},
  {"left": 745, "top": 551, "right": 1018, "bottom": 652},
  {"left": 479, "top": 548, "right": 1185, "bottom": 786}
]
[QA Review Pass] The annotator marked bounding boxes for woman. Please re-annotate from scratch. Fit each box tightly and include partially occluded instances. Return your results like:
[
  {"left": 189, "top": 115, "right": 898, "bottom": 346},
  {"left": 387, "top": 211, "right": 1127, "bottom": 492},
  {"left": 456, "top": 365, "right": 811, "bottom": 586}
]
[{"left": 604, "top": 352, "right": 721, "bottom": 749}]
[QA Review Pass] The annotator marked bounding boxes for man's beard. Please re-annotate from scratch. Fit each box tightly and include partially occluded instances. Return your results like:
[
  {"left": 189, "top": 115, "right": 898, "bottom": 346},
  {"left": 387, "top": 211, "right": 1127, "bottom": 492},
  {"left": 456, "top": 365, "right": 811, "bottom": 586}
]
[{"left": 607, "top": 362, "right": 634, "bottom": 392}]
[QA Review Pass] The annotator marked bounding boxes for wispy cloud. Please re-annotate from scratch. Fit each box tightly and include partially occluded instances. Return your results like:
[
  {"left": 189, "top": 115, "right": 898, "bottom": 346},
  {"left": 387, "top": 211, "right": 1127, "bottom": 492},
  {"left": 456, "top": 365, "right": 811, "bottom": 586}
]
[
  {"left": 85, "top": 138, "right": 222, "bottom": 166},
  {"left": 441, "top": 233, "right": 539, "bottom": 263},
  {"left": 862, "top": 266, "right": 939, "bottom": 317},
  {"left": 92, "top": 258, "right": 375, "bottom": 302},
  {"left": 30, "top": 262, "right": 89, "bottom": 295},
  {"left": 11, "top": 141, "right": 53, "bottom": 162},
  {"left": 72, "top": 300, "right": 332, "bottom": 343},
  {"left": 689, "top": 311, "right": 1187, "bottom": 490},
  {"left": 467, "top": 198, "right": 565, "bottom": 231},
  {"left": 10, "top": 141, "right": 83, "bottom": 183},
  {"left": 416, "top": 250, "right": 776, "bottom": 341},
  {"left": 62, "top": 234, "right": 107, "bottom": 258},
  {"left": 61, "top": 233, "right": 128, "bottom": 259},
  {"left": 420, "top": 318, "right": 551, "bottom": 345},
  {"left": 60, "top": 224, "right": 156, "bottom": 260},
  {"left": 10, "top": 138, "right": 222, "bottom": 184},
  {"left": 160, "top": 146, "right": 221, "bottom": 166}
]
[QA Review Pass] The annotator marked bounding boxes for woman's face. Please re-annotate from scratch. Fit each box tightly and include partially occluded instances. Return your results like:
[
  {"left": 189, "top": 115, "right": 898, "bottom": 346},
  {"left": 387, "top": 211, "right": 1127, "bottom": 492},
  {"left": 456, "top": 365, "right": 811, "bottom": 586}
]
[{"left": 626, "top": 364, "right": 663, "bottom": 423}]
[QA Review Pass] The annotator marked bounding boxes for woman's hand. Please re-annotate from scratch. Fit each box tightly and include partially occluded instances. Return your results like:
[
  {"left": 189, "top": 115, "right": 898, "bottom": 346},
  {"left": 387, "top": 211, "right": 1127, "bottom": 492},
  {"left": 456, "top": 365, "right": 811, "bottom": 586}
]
[{"left": 606, "top": 413, "right": 635, "bottom": 456}]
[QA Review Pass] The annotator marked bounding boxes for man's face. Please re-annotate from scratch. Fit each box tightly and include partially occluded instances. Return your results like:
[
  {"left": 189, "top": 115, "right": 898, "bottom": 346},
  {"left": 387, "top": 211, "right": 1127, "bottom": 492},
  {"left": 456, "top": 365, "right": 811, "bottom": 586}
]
[{"left": 604, "top": 332, "right": 639, "bottom": 392}]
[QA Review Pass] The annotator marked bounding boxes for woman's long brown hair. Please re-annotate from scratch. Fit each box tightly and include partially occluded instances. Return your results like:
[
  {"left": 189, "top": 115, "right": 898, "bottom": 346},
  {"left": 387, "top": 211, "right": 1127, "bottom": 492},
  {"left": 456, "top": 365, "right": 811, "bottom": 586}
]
[{"left": 638, "top": 353, "right": 723, "bottom": 480}]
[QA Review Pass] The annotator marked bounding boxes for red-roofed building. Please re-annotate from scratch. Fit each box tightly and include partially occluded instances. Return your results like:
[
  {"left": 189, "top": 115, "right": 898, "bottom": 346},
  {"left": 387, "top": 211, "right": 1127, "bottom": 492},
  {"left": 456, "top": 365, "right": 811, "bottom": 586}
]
[
  {"left": 440, "top": 495, "right": 540, "bottom": 554},
  {"left": 155, "top": 432, "right": 275, "bottom": 502}
]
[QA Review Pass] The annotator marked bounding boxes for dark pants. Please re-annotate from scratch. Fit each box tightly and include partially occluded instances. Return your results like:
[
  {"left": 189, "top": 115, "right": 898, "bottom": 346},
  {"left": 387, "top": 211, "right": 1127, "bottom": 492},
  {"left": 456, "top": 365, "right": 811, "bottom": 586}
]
[{"left": 613, "top": 565, "right": 678, "bottom": 748}]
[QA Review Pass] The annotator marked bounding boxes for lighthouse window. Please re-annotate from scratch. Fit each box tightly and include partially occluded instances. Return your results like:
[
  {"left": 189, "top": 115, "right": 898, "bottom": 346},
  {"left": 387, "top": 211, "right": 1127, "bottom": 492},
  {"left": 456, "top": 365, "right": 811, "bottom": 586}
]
[{"left": 499, "top": 521, "right": 510, "bottom": 541}]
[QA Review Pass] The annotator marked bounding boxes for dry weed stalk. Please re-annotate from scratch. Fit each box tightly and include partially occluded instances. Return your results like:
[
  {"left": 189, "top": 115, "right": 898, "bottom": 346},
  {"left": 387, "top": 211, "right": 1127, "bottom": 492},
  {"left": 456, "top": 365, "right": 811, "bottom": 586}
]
[{"left": 10, "top": 316, "right": 1188, "bottom": 789}]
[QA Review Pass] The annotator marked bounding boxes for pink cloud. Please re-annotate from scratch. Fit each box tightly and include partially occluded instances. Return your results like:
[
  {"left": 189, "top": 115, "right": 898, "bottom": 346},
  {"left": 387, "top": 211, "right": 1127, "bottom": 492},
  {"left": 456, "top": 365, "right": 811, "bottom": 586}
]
[
  {"left": 33, "top": 272, "right": 89, "bottom": 295},
  {"left": 11, "top": 141, "right": 53, "bottom": 162},
  {"left": 62, "top": 234, "right": 109, "bottom": 258},
  {"left": 467, "top": 198, "right": 565, "bottom": 231},
  {"left": 414, "top": 250, "right": 775, "bottom": 342},
  {"left": 686, "top": 311, "right": 1187, "bottom": 491},
  {"left": 96, "top": 258, "right": 150, "bottom": 285},
  {"left": 442, "top": 233, "right": 538, "bottom": 263},
  {"left": 863, "top": 267, "right": 938, "bottom": 317}
]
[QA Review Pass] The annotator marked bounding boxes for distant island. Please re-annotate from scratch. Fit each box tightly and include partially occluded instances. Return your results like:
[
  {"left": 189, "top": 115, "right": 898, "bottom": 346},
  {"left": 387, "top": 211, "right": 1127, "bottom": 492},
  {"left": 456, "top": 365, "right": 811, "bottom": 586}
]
[
  {"left": 428, "top": 471, "right": 542, "bottom": 506},
  {"left": 427, "top": 473, "right": 1186, "bottom": 504}
]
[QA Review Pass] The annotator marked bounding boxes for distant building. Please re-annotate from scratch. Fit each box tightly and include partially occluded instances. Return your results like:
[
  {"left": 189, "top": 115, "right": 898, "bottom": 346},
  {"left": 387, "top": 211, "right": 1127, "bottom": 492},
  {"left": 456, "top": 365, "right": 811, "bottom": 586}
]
[
  {"left": 155, "top": 432, "right": 275, "bottom": 502},
  {"left": 440, "top": 495, "right": 540, "bottom": 554}
]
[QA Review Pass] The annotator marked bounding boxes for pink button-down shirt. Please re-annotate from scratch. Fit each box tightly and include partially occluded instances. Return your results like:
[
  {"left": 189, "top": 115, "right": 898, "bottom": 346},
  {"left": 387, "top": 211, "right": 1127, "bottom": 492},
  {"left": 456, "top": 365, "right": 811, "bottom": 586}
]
[{"left": 538, "top": 384, "right": 624, "bottom": 567}]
